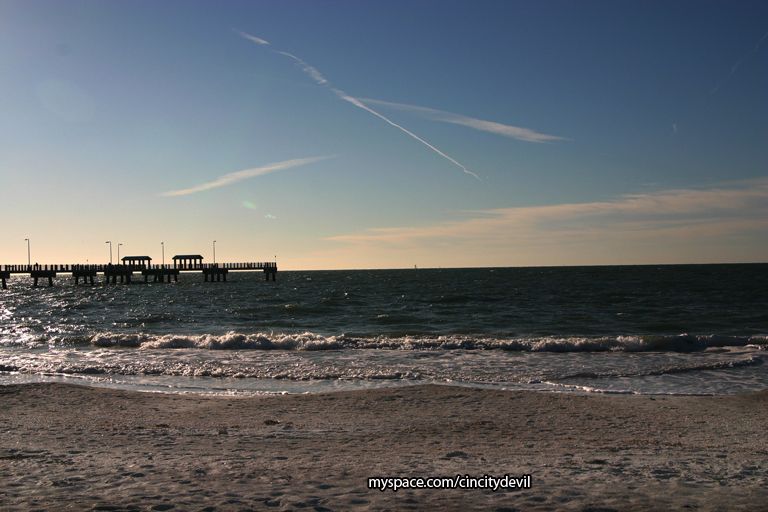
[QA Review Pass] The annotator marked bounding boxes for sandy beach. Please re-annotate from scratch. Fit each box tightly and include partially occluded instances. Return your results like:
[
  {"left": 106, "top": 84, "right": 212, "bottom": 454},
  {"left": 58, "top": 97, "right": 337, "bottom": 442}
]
[{"left": 1, "top": 383, "right": 767, "bottom": 511}]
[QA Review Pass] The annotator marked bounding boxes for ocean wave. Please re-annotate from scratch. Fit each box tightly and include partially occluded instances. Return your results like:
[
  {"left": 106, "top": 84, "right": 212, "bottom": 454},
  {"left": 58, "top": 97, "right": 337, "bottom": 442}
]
[
  {"left": 88, "top": 332, "right": 768, "bottom": 352},
  {"left": 528, "top": 334, "right": 764, "bottom": 352},
  {"left": 2, "top": 331, "right": 766, "bottom": 352},
  {"left": 91, "top": 332, "right": 346, "bottom": 350},
  {"left": 2, "top": 332, "right": 766, "bottom": 391}
]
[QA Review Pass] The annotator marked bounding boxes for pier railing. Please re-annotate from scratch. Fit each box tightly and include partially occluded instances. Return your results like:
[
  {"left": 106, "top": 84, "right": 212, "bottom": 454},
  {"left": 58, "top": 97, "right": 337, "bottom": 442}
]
[
  {"left": 1, "top": 262, "right": 277, "bottom": 273},
  {"left": 1, "top": 261, "right": 277, "bottom": 288}
]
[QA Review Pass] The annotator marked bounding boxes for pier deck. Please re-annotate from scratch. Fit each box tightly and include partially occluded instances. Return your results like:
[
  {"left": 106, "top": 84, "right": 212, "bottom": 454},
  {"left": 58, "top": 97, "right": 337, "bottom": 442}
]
[{"left": 0, "top": 262, "right": 276, "bottom": 287}]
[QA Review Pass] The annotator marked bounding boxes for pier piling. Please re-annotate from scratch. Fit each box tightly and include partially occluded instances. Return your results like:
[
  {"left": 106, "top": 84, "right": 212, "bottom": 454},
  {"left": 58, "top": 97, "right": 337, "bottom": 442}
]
[
  {"left": 202, "top": 267, "right": 228, "bottom": 282},
  {"left": 31, "top": 270, "right": 56, "bottom": 287}
]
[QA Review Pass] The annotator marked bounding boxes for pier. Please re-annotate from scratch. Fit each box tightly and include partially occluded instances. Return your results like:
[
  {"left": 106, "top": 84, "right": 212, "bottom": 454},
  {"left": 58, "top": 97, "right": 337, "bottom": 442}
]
[{"left": 0, "top": 256, "right": 276, "bottom": 288}]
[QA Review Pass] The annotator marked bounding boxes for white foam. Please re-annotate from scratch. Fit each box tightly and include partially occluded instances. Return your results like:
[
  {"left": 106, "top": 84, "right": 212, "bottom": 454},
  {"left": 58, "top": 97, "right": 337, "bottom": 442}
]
[{"left": 82, "top": 331, "right": 768, "bottom": 352}]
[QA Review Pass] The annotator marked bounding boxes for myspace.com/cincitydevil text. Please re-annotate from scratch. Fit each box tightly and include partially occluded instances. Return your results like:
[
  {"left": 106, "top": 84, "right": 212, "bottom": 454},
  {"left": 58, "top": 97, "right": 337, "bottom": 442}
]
[{"left": 368, "top": 474, "right": 532, "bottom": 492}]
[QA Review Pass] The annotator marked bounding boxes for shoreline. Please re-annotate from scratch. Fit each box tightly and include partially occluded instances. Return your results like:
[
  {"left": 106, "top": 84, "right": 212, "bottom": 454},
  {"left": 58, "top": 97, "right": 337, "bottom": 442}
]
[
  {"left": 1, "top": 383, "right": 767, "bottom": 510},
  {"left": 3, "top": 373, "right": 759, "bottom": 398}
]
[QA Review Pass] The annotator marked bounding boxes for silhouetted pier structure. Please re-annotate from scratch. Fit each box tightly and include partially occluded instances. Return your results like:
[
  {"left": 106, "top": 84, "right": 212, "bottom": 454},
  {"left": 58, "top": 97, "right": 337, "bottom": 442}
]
[{"left": 0, "top": 256, "right": 276, "bottom": 288}]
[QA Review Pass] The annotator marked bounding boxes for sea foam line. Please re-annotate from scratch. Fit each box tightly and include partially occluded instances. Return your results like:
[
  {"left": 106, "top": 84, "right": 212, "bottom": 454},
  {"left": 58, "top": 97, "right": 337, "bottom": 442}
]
[
  {"left": 2, "top": 331, "right": 765, "bottom": 352},
  {"left": 82, "top": 332, "right": 768, "bottom": 352}
]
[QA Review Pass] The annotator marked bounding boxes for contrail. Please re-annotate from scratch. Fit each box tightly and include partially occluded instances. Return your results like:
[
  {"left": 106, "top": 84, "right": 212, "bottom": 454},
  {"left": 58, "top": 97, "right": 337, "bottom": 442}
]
[
  {"left": 235, "top": 29, "right": 480, "bottom": 180},
  {"left": 161, "top": 156, "right": 331, "bottom": 197},
  {"left": 276, "top": 51, "right": 329, "bottom": 85},
  {"left": 359, "top": 98, "right": 566, "bottom": 143},
  {"left": 711, "top": 29, "right": 768, "bottom": 95},
  {"left": 234, "top": 30, "right": 270, "bottom": 46},
  {"left": 333, "top": 90, "right": 480, "bottom": 179}
]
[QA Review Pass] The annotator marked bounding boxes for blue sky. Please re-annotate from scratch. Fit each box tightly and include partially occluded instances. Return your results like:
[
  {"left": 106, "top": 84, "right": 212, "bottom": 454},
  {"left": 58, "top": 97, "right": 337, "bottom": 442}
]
[{"left": 1, "top": 0, "right": 766, "bottom": 268}]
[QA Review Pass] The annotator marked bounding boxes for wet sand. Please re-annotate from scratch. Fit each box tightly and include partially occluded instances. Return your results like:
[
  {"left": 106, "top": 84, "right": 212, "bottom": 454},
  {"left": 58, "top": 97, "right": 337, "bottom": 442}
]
[{"left": 1, "top": 383, "right": 767, "bottom": 511}]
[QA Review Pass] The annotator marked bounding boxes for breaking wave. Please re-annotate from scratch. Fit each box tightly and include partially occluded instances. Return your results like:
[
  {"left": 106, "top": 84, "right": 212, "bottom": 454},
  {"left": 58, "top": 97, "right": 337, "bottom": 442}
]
[
  {"left": 31, "top": 331, "right": 768, "bottom": 352},
  {"left": 1, "top": 330, "right": 765, "bottom": 353}
]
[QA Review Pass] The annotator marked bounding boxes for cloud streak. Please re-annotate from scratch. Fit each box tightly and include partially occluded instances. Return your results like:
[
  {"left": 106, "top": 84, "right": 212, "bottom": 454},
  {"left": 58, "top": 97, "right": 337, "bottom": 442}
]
[
  {"left": 327, "top": 179, "right": 768, "bottom": 245},
  {"left": 711, "top": 30, "right": 768, "bottom": 95},
  {"left": 233, "top": 30, "right": 270, "bottom": 46},
  {"left": 359, "top": 98, "right": 565, "bottom": 143},
  {"left": 235, "top": 30, "right": 479, "bottom": 180},
  {"left": 275, "top": 51, "right": 329, "bottom": 86},
  {"left": 332, "top": 91, "right": 480, "bottom": 179},
  {"left": 306, "top": 179, "right": 768, "bottom": 268},
  {"left": 161, "top": 156, "right": 330, "bottom": 197}
]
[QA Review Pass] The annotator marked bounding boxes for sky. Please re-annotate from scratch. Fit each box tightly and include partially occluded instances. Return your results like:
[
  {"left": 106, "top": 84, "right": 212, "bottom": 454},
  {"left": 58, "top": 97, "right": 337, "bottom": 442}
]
[{"left": 0, "top": 0, "right": 766, "bottom": 269}]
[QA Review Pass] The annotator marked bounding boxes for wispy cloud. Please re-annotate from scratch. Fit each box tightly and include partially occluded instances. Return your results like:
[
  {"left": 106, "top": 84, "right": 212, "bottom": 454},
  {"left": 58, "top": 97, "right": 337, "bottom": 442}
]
[
  {"left": 324, "top": 179, "right": 768, "bottom": 265},
  {"left": 332, "top": 91, "right": 480, "bottom": 179},
  {"left": 276, "top": 51, "right": 328, "bottom": 85},
  {"left": 233, "top": 29, "right": 270, "bottom": 46},
  {"left": 161, "top": 156, "right": 331, "bottom": 197},
  {"left": 359, "top": 99, "right": 565, "bottom": 143},
  {"left": 236, "top": 30, "right": 480, "bottom": 180},
  {"left": 711, "top": 29, "right": 768, "bottom": 95}
]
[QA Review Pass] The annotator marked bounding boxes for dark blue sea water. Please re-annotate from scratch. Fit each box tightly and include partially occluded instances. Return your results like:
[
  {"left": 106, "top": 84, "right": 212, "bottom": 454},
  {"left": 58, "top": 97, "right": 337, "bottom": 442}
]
[{"left": 1, "top": 265, "right": 766, "bottom": 395}]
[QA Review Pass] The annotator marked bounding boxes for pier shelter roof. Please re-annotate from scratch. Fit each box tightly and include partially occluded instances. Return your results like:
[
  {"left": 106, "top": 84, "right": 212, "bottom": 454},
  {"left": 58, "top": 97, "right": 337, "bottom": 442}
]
[
  {"left": 172, "top": 255, "right": 204, "bottom": 260},
  {"left": 121, "top": 256, "right": 152, "bottom": 262}
]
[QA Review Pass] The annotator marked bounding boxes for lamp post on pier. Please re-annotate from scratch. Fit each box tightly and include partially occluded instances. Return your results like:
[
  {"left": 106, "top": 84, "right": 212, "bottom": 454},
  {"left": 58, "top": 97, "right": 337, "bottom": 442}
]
[
  {"left": 24, "top": 238, "right": 30, "bottom": 267},
  {"left": 161, "top": 242, "right": 165, "bottom": 267},
  {"left": 213, "top": 240, "right": 216, "bottom": 265},
  {"left": 118, "top": 243, "right": 123, "bottom": 262},
  {"left": 105, "top": 241, "right": 112, "bottom": 264}
]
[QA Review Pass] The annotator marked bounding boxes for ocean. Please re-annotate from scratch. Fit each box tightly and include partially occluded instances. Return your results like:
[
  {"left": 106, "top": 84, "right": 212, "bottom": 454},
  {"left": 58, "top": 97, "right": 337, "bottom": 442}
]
[{"left": 1, "top": 264, "right": 766, "bottom": 395}]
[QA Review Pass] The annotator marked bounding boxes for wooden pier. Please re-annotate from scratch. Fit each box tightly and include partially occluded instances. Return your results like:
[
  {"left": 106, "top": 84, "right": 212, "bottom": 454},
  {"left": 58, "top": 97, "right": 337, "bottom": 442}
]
[{"left": 0, "top": 257, "right": 276, "bottom": 288}]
